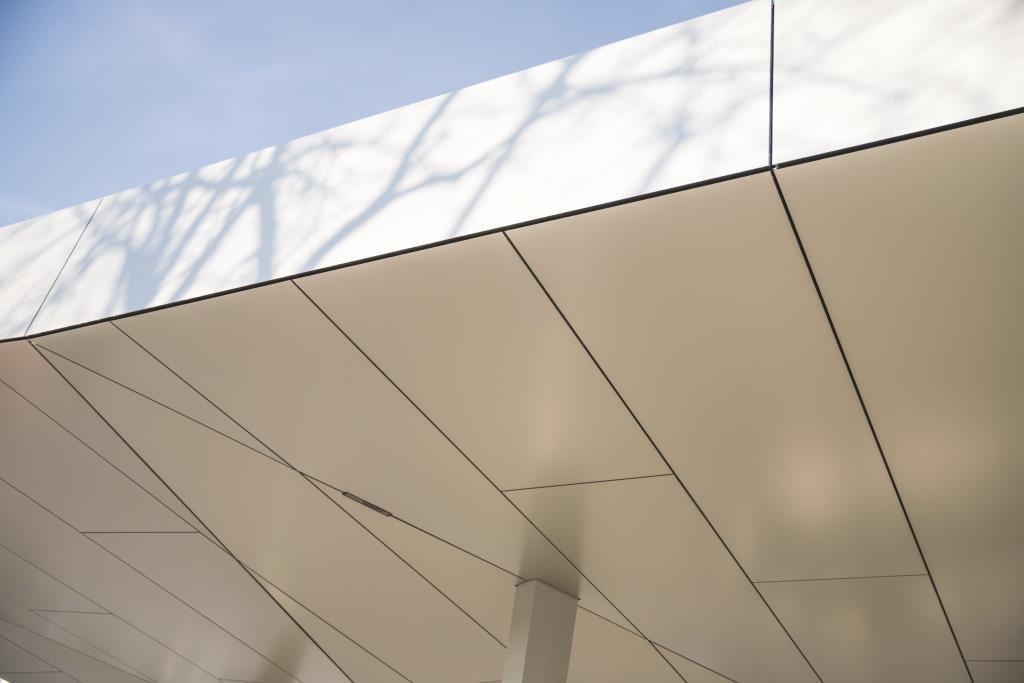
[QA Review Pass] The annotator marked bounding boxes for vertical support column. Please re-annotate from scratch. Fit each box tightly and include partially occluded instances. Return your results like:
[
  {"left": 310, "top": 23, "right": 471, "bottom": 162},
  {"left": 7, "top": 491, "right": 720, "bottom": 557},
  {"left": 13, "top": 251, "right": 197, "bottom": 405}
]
[{"left": 501, "top": 580, "right": 579, "bottom": 683}]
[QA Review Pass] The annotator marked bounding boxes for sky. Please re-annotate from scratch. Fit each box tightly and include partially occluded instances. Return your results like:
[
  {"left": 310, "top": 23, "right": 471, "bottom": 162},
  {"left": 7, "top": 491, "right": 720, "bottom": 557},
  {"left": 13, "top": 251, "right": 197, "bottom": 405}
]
[{"left": 0, "top": 0, "right": 740, "bottom": 226}]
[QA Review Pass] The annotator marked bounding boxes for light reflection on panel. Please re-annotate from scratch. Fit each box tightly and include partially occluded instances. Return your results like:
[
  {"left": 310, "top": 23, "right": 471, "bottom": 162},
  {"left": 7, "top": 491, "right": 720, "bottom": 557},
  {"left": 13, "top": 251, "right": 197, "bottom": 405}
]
[
  {"left": 297, "top": 234, "right": 667, "bottom": 490},
  {"left": 777, "top": 114, "right": 1024, "bottom": 659},
  {"left": 40, "top": 350, "right": 506, "bottom": 683},
  {"left": 509, "top": 171, "right": 919, "bottom": 582},
  {"left": 509, "top": 476, "right": 817, "bottom": 683},
  {"left": 759, "top": 576, "right": 968, "bottom": 683},
  {"left": 115, "top": 280, "right": 632, "bottom": 632},
  {"left": 91, "top": 533, "right": 347, "bottom": 683}
]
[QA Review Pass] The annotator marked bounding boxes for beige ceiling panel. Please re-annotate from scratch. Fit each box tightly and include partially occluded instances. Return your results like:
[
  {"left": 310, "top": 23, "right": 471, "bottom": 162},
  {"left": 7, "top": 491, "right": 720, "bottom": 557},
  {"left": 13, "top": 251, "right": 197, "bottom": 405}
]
[
  {"left": 507, "top": 171, "right": 921, "bottom": 582},
  {"left": 256, "top": 579, "right": 403, "bottom": 683},
  {"left": 3, "top": 673, "right": 79, "bottom": 683},
  {"left": 37, "top": 612, "right": 218, "bottom": 683},
  {"left": 35, "top": 323, "right": 280, "bottom": 464},
  {"left": 0, "top": 475, "right": 298, "bottom": 683},
  {"left": 296, "top": 233, "right": 668, "bottom": 490},
  {"left": 565, "top": 610, "right": 678, "bottom": 683},
  {"left": 0, "top": 637, "right": 54, "bottom": 673},
  {"left": 0, "top": 381, "right": 189, "bottom": 533},
  {"left": 760, "top": 576, "right": 969, "bottom": 683},
  {"left": 39, "top": 351, "right": 506, "bottom": 683},
  {"left": 0, "top": 610, "right": 150, "bottom": 683},
  {"left": 91, "top": 532, "right": 348, "bottom": 683},
  {"left": 969, "top": 661, "right": 1024, "bottom": 683},
  {"left": 115, "top": 280, "right": 633, "bottom": 631},
  {"left": 322, "top": 484, "right": 517, "bottom": 644},
  {"left": 655, "top": 645, "right": 738, "bottom": 683},
  {"left": 0, "top": 340, "right": 207, "bottom": 538},
  {"left": 508, "top": 476, "right": 817, "bottom": 683},
  {"left": 0, "top": 546, "right": 102, "bottom": 613},
  {"left": 775, "top": 114, "right": 1024, "bottom": 659}
]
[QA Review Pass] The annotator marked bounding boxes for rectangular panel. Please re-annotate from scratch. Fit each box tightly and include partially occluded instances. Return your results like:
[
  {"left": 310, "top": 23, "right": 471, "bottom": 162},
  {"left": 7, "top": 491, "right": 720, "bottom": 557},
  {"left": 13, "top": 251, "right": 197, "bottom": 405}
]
[
  {"left": 508, "top": 476, "right": 817, "bottom": 683},
  {"left": 37, "top": 613, "right": 217, "bottom": 683},
  {"left": 759, "top": 576, "right": 969, "bottom": 683},
  {"left": 91, "top": 532, "right": 347, "bottom": 683},
  {"left": 509, "top": 171, "right": 921, "bottom": 582},
  {"left": 113, "top": 280, "right": 631, "bottom": 631},
  {"left": 773, "top": 0, "right": 1024, "bottom": 161},
  {"left": 28, "top": 1, "right": 768, "bottom": 334},
  {"left": 0, "top": 200, "right": 97, "bottom": 338},
  {"left": 776, "top": 114, "right": 1024, "bottom": 659},
  {"left": 39, "top": 352, "right": 507, "bottom": 683},
  {"left": 297, "top": 233, "right": 667, "bottom": 490}
]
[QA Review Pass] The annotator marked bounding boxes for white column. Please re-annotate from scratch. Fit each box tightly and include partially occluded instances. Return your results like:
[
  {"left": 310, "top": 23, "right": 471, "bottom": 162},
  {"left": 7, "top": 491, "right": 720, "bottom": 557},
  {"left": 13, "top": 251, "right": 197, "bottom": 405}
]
[{"left": 501, "top": 580, "right": 579, "bottom": 683}]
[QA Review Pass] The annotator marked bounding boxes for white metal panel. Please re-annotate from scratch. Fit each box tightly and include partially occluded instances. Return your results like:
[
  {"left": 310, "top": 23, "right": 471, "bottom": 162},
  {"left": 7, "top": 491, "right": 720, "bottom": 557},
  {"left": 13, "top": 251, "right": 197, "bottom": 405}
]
[
  {"left": 969, "top": 661, "right": 1024, "bottom": 683},
  {"left": 114, "top": 280, "right": 633, "bottom": 631},
  {"left": 0, "top": 546, "right": 101, "bottom": 613},
  {"left": 2, "top": 674, "right": 79, "bottom": 683},
  {"left": 0, "top": 341, "right": 208, "bottom": 537},
  {"left": 38, "top": 352, "right": 507, "bottom": 683},
  {"left": 760, "top": 576, "right": 969, "bottom": 683},
  {"left": 0, "top": 637, "right": 54, "bottom": 673},
  {"left": 566, "top": 611, "right": 679, "bottom": 683},
  {"left": 256, "top": 581, "right": 399, "bottom": 683},
  {"left": 27, "top": 1, "right": 769, "bottom": 334},
  {"left": 0, "top": 381, "right": 190, "bottom": 533},
  {"left": 34, "top": 324, "right": 278, "bottom": 463},
  {"left": 0, "top": 477, "right": 304, "bottom": 683},
  {"left": 324, "top": 485, "right": 517, "bottom": 644},
  {"left": 0, "top": 619, "right": 148, "bottom": 683},
  {"left": 508, "top": 476, "right": 818, "bottom": 683},
  {"left": 655, "top": 646, "right": 737, "bottom": 683},
  {"left": 776, "top": 114, "right": 1024, "bottom": 660},
  {"left": 37, "top": 613, "right": 218, "bottom": 683},
  {"left": 0, "top": 595, "right": 147, "bottom": 681},
  {"left": 90, "top": 532, "right": 348, "bottom": 683},
  {"left": 509, "top": 171, "right": 921, "bottom": 582},
  {"left": 773, "top": 0, "right": 1024, "bottom": 161},
  {"left": 0, "top": 201, "right": 97, "bottom": 338},
  {"left": 297, "top": 233, "right": 667, "bottom": 490}
]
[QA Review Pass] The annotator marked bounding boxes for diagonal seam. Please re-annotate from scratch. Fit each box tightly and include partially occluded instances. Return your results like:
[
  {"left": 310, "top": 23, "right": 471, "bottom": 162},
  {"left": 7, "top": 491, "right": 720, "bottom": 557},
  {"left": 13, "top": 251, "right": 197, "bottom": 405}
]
[
  {"left": 769, "top": 167, "right": 975, "bottom": 683},
  {"left": 501, "top": 229, "right": 825, "bottom": 683},
  {"left": 25, "top": 198, "right": 103, "bottom": 336}
]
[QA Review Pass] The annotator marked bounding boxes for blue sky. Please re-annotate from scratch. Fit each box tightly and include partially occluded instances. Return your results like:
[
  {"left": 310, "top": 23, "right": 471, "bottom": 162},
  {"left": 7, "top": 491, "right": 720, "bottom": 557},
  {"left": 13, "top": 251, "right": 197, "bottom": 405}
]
[{"left": 0, "top": 0, "right": 739, "bottom": 226}]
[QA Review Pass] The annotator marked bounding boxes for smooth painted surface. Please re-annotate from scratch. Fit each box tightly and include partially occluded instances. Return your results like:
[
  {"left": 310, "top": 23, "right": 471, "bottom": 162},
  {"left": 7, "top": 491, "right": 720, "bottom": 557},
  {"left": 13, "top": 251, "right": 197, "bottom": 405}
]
[
  {"left": 565, "top": 612, "right": 679, "bottom": 683},
  {"left": 0, "top": 545, "right": 102, "bottom": 613},
  {"left": 91, "top": 532, "right": 345, "bottom": 683},
  {"left": 773, "top": 0, "right": 1024, "bottom": 161},
  {"left": 509, "top": 476, "right": 817, "bottom": 683},
  {"left": 0, "top": 380, "right": 191, "bottom": 533},
  {"left": 113, "top": 280, "right": 631, "bottom": 631},
  {"left": 0, "top": 201, "right": 97, "bottom": 338},
  {"left": 760, "top": 576, "right": 969, "bottom": 683},
  {"left": 38, "top": 351, "right": 508, "bottom": 683},
  {"left": 509, "top": 172, "right": 921, "bottom": 582},
  {"left": 25, "top": 1, "right": 768, "bottom": 335},
  {"left": 298, "top": 233, "right": 668, "bottom": 490},
  {"left": 777, "top": 113, "right": 1024, "bottom": 660},
  {"left": 501, "top": 580, "right": 577, "bottom": 683}
]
